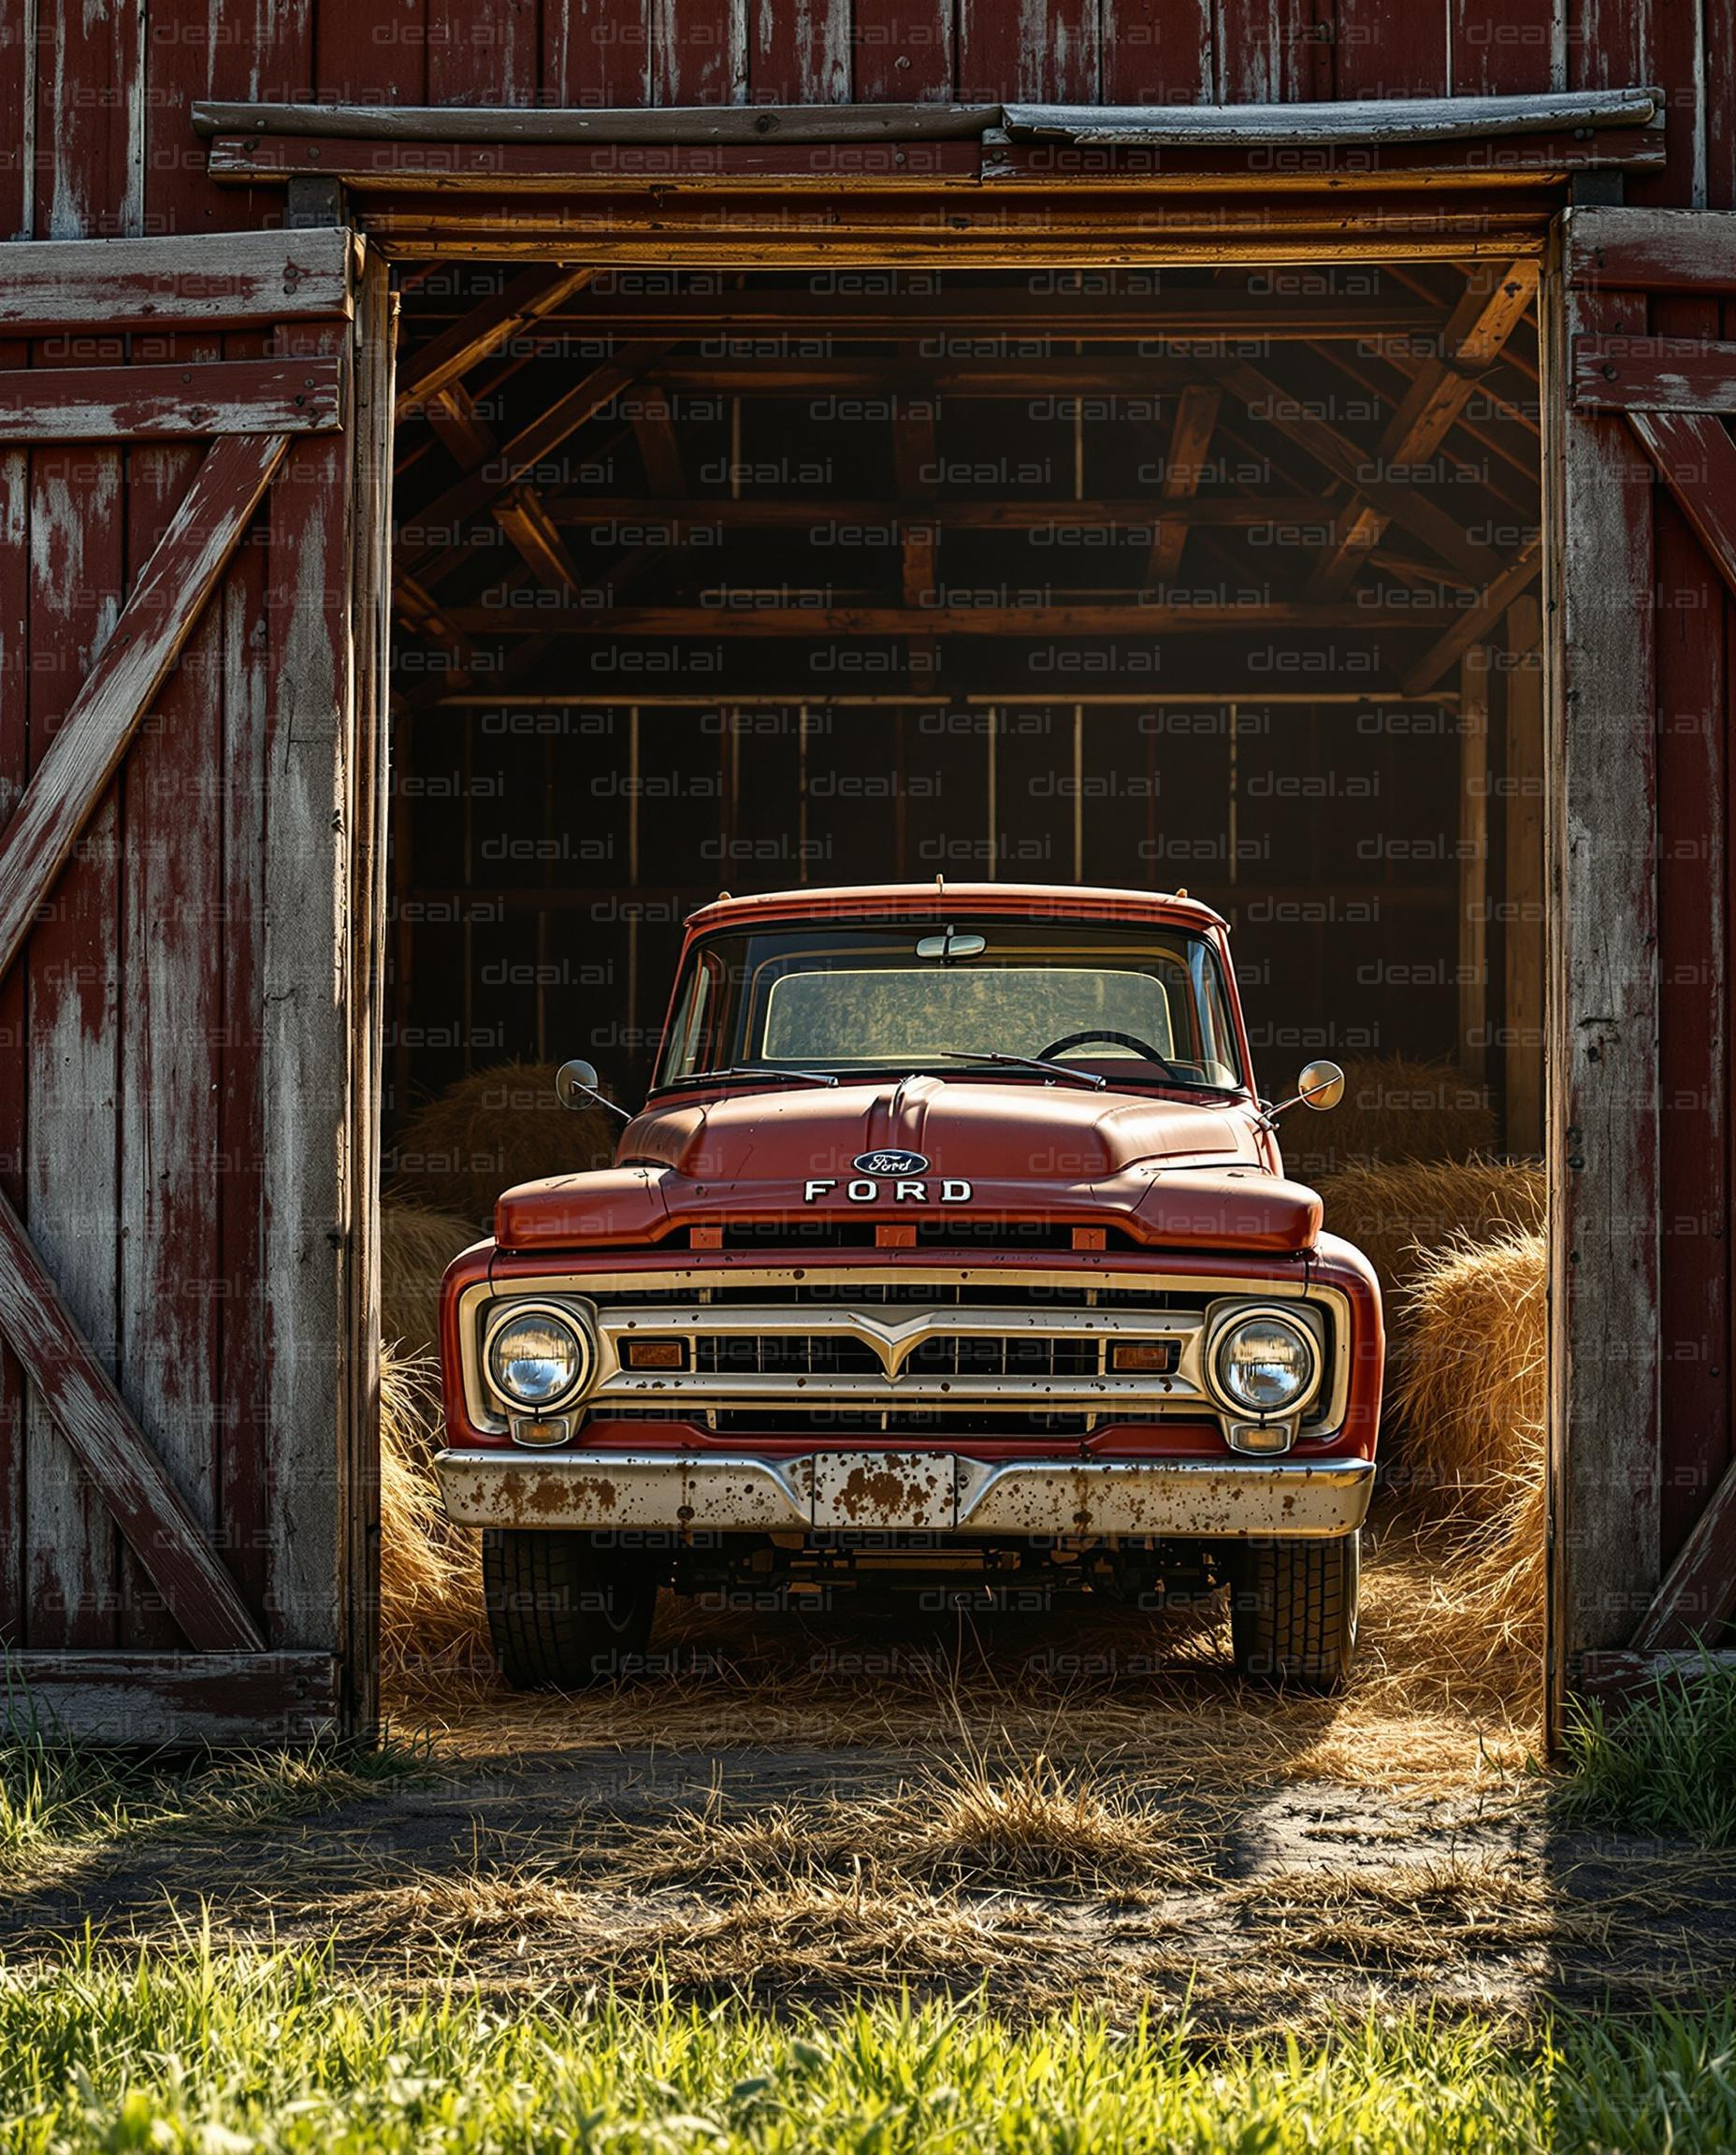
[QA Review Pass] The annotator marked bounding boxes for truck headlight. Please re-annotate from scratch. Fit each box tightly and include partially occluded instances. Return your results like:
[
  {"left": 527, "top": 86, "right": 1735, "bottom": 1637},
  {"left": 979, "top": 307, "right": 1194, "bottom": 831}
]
[
  {"left": 1212, "top": 1311, "right": 1318, "bottom": 1415},
  {"left": 485, "top": 1306, "right": 592, "bottom": 1409}
]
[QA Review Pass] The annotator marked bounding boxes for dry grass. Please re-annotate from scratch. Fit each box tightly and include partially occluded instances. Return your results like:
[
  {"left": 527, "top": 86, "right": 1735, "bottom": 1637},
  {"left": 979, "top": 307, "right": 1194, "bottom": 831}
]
[
  {"left": 613, "top": 1753, "right": 1208, "bottom": 1896},
  {"left": 378, "top": 1345, "right": 487, "bottom": 1673},
  {"left": 379, "top": 1198, "right": 475, "bottom": 1359},
  {"left": 386, "top": 1059, "right": 616, "bottom": 1228},
  {"left": 1391, "top": 1229, "right": 1545, "bottom": 1511},
  {"left": 1315, "top": 1158, "right": 1545, "bottom": 1306},
  {"left": 1280, "top": 1054, "right": 1500, "bottom": 1180}
]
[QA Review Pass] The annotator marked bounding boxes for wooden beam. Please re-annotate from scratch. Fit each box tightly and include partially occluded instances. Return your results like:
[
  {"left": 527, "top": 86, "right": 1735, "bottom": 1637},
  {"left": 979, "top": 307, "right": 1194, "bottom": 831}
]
[
  {"left": 1503, "top": 593, "right": 1545, "bottom": 1156},
  {"left": 644, "top": 360, "right": 1211, "bottom": 396},
  {"left": 1148, "top": 385, "right": 1220, "bottom": 586},
  {"left": 631, "top": 389, "right": 686, "bottom": 497},
  {"left": 1219, "top": 359, "right": 1507, "bottom": 585},
  {"left": 0, "top": 358, "right": 343, "bottom": 441},
  {"left": 1003, "top": 89, "right": 1658, "bottom": 145},
  {"left": 0, "top": 1192, "right": 265, "bottom": 1653},
  {"left": 0, "top": 431, "right": 288, "bottom": 983},
  {"left": 194, "top": 99, "right": 999, "bottom": 143},
  {"left": 400, "top": 341, "right": 673, "bottom": 571},
  {"left": 493, "top": 488, "right": 586, "bottom": 600},
  {"left": 396, "top": 266, "right": 595, "bottom": 419},
  {"left": 439, "top": 599, "right": 1411, "bottom": 637},
  {"left": 0, "top": 230, "right": 353, "bottom": 334},
  {"left": 543, "top": 494, "right": 1335, "bottom": 532},
  {"left": 1457, "top": 653, "right": 1491, "bottom": 1081},
  {"left": 1311, "top": 259, "right": 1538, "bottom": 595},
  {"left": 1400, "top": 534, "right": 1543, "bottom": 696}
]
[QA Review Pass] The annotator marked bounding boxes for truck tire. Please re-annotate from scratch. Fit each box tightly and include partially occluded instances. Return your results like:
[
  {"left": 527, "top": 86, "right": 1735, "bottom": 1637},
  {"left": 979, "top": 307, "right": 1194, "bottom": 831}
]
[
  {"left": 482, "top": 1530, "right": 659, "bottom": 1690},
  {"left": 1229, "top": 1532, "right": 1359, "bottom": 1691}
]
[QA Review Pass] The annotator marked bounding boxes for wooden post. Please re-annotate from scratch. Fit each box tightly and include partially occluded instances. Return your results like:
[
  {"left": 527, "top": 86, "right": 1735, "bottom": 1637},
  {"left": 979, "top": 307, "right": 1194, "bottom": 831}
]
[
  {"left": 1503, "top": 593, "right": 1546, "bottom": 1155},
  {"left": 1457, "top": 653, "right": 1490, "bottom": 1081}
]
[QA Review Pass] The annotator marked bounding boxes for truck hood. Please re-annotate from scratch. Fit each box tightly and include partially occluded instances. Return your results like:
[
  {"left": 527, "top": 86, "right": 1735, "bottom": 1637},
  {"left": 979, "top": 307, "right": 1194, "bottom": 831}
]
[
  {"left": 620, "top": 1076, "right": 1258, "bottom": 1182},
  {"left": 493, "top": 1077, "right": 1323, "bottom": 1256}
]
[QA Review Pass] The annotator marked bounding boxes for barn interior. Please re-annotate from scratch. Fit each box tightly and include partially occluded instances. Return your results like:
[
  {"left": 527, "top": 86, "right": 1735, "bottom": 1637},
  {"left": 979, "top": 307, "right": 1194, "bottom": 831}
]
[
  {"left": 377, "top": 257, "right": 1547, "bottom": 1700},
  {"left": 383, "top": 261, "right": 1544, "bottom": 1162}
]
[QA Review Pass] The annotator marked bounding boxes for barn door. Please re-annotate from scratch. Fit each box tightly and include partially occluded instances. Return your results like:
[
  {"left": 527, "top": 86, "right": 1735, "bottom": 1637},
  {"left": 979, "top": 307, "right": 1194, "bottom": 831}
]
[
  {"left": 1551, "top": 206, "right": 1736, "bottom": 1720},
  {"left": 0, "top": 231, "right": 392, "bottom": 1743}
]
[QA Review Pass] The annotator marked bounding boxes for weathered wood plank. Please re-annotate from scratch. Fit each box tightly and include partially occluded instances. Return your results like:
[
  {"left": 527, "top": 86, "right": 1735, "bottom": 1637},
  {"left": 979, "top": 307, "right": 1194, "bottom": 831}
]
[
  {"left": 0, "top": 231, "right": 353, "bottom": 332},
  {"left": 541, "top": 0, "right": 653, "bottom": 108},
  {"left": 1576, "top": 1648, "right": 1736, "bottom": 1702},
  {"left": 1502, "top": 593, "right": 1546, "bottom": 1156},
  {"left": 751, "top": 0, "right": 851, "bottom": 102},
  {"left": 0, "top": 1652, "right": 340, "bottom": 1746},
  {"left": 1574, "top": 335, "right": 1736, "bottom": 412},
  {"left": 0, "top": 1191, "right": 263, "bottom": 1652},
  {"left": 0, "top": 358, "right": 343, "bottom": 441},
  {"left": 1448, "top": 0, "right": 1554, "bottom": 95},
  {"left": 22, "top": 409, "right": 124, "bottom": 1651},
  {"left": 1004, "top": 88, "right": 1657, "bottom": 141},
  {"left": 193, "top": 98, "right": 995, "bottom": 139},
  {"left": 35, "top": 0, "right": 144, "bottom": 239},
  {"left": 1551, "top": 258, "right": 1664, "bottom": 1673},
  {"left": 852, "top": 0, "right": 956, "bottom": 101},
  {"left": 1101, "top": 0, "right": 1211, "bottom": 103},
  {"left": 1627, "top": 411, "right": 1736, "bottom": 599},
  {"left": 0, "top": 364, "right": 25, "bottom": 1636},
  {"left": 0, "top": 431, "right": 287, "bottom": 984},
  {"left": 339, "top": 251, "right": 395, "bottom": 1732},
  {"left": 1331, "top": 0, "right": 1449, "bottom": 99},
  {"left": 1568, "top": 208, "right": 1736, "bottom": 296},
  {"left": 261, "top": 375, "right": 356, "bottom": 1658},
  {"left": 207, "top": 134, "right": 985, "bottom": 185},
  {"left": 1457, "top": 653, "right": 1491, "bottom": 1078},
  {"left": 118, "top": 410, "right": 214, "bottom": 1649}
]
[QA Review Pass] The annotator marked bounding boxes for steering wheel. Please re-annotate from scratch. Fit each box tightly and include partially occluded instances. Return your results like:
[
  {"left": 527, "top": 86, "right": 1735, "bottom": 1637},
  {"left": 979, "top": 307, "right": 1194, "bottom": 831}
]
[{"left": 1036, "top": 1029, "right": 1183, "bottom": 1078}]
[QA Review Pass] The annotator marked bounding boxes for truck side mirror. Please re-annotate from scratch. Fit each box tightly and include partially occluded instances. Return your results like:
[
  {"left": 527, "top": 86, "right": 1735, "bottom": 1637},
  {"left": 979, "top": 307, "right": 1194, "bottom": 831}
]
[
  {"left": 1295, "top": 1059, "right": 1346, "bottom": 1111},
  {"left": 557, "top": 1059, "right": 632, "bottom": 1121}
]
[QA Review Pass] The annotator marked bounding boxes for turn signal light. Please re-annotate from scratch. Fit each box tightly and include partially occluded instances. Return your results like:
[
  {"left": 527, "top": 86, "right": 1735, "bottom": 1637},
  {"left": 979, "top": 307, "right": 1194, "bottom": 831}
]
[
  {"left": 625, "top": 1338, "right": 687, "bottom": 1369},
  {"left": 1109, "top": 1341, "right": 1179, "bottom": 1374}
]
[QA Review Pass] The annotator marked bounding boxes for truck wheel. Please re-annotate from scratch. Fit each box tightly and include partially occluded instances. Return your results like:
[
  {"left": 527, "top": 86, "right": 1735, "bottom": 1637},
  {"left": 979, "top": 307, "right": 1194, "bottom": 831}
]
[
  {"left": 1229, "top": 1532, "right": 1359, "bottom": 1691},
  {"left": 482, "top": 1530, "right": 660, "bottom": 1690}
]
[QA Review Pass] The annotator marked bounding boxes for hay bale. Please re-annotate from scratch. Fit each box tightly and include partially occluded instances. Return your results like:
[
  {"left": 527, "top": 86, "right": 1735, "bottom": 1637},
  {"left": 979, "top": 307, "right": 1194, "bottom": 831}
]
[
  {"left": 1280, "top": 1055, "right": 1499, "bottom": 1180},
  {"left": 1389, "top": 1227, "right": 1545, "bottom": 1516},
  {"left": 379, "top": 1343, "right": 486, "bottom": 1672},
  {"left": 1315, "top": 1158, "right": 1545, "bottom": 1307},
  {"left": 388, "top": 1060, "right": 617, "bottom": 1227},
  {"left": 380, "top": 1198, "right": 476, "bottom": 1359}
]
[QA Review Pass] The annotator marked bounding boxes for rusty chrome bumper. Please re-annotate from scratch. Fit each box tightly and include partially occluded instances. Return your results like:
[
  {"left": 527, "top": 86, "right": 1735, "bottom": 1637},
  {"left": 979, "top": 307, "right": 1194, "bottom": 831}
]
[{"left": 434, "top": 1448, "right": 1376, "bottom": 1540}]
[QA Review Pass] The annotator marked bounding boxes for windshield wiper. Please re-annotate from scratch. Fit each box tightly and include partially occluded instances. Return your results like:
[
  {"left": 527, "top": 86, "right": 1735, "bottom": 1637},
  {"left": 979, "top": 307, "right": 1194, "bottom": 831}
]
[
  {"left": 673, "top": 1065, "right": 840, "bottom": 1089},
  {"left": 940, "top": 1049, "right": 1107, "bottom": 1092}
]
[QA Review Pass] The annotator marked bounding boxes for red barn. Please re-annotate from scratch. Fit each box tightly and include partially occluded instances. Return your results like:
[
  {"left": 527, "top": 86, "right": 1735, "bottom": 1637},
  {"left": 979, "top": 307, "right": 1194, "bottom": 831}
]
[{"left": 0, "top": 0, "right": 1729, "bottom": 1743}]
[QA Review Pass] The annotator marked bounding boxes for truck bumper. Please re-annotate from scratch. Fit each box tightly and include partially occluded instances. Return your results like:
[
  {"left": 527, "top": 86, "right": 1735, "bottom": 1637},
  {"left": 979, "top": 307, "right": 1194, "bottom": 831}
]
[{"left": 434, "top": 1448, "right": 1376, "bottom": 1540}]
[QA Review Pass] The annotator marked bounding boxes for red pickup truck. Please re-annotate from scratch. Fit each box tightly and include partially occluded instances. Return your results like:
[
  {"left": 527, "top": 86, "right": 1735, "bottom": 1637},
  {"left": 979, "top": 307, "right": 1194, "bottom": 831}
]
[{"left": 436, "top": 882, "right": 1383, "bottom": 1692}]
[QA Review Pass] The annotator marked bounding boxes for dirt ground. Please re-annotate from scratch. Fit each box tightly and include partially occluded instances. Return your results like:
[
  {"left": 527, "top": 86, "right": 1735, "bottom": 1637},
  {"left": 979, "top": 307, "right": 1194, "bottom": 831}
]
[{"left": 7, "top": 1536, "right": 1733, "bottom": 2034}]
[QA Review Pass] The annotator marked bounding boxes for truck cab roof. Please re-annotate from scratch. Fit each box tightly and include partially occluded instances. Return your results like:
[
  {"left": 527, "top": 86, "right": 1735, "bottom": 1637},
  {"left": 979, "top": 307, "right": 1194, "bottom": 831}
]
[{"left": 684, "top": 880, "right": 1229, "bottom": 936}]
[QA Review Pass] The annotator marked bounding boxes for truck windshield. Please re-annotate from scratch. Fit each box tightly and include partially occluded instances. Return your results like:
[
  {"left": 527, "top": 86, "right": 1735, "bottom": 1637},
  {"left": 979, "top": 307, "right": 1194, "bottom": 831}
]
[{"left": 653, "top": 921, "right": 1245, "bottom": 1092}]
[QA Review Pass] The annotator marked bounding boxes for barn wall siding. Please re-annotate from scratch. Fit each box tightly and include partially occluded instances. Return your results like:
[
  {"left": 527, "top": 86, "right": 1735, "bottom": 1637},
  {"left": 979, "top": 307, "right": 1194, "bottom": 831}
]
[{"left": 1, "top": 0, "right": 1721, "bottom": 246}]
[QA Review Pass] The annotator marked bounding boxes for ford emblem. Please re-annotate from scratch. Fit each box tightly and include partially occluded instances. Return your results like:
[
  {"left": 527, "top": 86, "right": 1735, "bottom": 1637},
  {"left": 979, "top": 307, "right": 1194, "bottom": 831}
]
[{"left": 853, "top": 1150, "right": 930, "bottom": 1177}]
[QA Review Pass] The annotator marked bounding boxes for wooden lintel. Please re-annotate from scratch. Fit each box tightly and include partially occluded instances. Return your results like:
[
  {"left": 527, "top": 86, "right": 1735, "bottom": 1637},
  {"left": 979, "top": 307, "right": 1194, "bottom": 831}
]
[
  {"left": 194, "top": 100, "right": 999, "bottom": 143},
  {"left": 0, "top": 431, "right": 289, "bottom": 983},
  {"left": 0, "top": 357, "right": 344, "bottom": 441},
  {"left": 0, "top": 1193, "right": 265, "bottom": 1654}
]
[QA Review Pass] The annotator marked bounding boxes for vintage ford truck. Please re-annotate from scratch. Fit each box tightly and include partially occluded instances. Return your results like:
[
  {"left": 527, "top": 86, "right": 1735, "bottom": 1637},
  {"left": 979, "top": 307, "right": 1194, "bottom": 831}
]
[{"left": 435, "top": 882, "right": 1383, "bottom": 1691}]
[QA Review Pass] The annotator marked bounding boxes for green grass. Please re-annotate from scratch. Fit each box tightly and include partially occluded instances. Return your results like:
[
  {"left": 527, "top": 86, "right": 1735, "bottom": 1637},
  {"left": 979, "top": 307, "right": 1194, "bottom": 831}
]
[
  {"left": 1559, "top": 1656, "right": 1736, "bottom": 1843},
  {"left": 1, "top": 1938, "right": 1734, "bottom": 2154}
]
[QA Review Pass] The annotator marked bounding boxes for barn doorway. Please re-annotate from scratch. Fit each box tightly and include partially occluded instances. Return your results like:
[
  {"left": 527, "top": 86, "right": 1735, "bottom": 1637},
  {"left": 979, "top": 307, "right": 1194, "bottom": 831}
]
[{"left": 374, "top": 254, "right": 1548, "bottom": 1734}]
